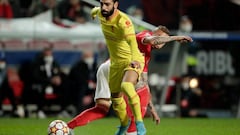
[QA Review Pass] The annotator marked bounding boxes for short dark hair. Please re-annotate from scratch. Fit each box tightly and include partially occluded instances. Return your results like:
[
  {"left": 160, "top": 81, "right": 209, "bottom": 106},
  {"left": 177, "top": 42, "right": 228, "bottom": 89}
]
[
  {"left": 102, "top": 0, "right": 118, "bottom": 2},
  {"left": 156, "top": 25, "right": 170, "bottom": 35}
]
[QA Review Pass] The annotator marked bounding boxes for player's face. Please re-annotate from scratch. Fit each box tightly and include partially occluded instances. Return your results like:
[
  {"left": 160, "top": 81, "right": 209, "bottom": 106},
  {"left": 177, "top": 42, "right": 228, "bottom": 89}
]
[
  {"left": 100, "top": 0, "right": 118, "bottom": 17},
  {"left": 152, "top": 30, "right": 169, "bottom": 49}
]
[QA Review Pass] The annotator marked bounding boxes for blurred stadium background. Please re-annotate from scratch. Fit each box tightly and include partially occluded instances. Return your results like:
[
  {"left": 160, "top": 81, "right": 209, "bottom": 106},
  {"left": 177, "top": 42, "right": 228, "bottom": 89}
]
[{"left": 0, "top": 0, "right": 240, "bottom": 126}]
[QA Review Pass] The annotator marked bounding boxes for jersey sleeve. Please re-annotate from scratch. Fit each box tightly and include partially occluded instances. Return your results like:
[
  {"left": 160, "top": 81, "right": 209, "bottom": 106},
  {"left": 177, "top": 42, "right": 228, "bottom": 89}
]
[
  {"left": 91, "top": 7, "right": 100, "bottom": 19},
  {"left": 119, "top": 17, "right": 142, "bottom": 62},
  {"left": 136, "top": 31, "right": 152, "bottom": 55},
  {"left": 136, "top": 31, "right": 151, "bottom": 45}
]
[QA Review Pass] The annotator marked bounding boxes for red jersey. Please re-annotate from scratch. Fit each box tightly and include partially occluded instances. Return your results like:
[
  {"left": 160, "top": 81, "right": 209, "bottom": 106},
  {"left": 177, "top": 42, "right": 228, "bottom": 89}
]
[
  {"left": 0, "top": 4, "right": 13, "bottom": 19},
  {"left": 136, "top": 30, "right": 153, "bottom": 72}
]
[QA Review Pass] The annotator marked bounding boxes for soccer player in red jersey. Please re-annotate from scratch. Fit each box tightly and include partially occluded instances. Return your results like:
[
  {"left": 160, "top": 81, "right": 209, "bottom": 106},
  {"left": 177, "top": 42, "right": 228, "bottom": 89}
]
[{"left": 126, "top": 25, "right": 192, "bottom": 134}]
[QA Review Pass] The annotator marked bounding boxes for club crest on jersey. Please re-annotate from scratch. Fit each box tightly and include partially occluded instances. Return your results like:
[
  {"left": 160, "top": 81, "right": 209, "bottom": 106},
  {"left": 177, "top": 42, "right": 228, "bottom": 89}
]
[
  {"left": 125, "top": 20, "right": 132, "bottom": 28},
  {"left": 125, "top": 20, "right": 130, "bottom": 25}
]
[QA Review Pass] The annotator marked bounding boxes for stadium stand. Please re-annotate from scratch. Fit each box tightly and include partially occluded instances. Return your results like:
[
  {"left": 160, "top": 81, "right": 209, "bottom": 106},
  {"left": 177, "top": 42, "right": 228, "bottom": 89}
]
[
  {"left": 2, "top": 39, "right": 27, "bottom": 50},
  {"left": 51, "top": 40, "right": 74, "bottom": 51},
  {"left": 27, "top": 40, "right": 51, "bottom": 50}
]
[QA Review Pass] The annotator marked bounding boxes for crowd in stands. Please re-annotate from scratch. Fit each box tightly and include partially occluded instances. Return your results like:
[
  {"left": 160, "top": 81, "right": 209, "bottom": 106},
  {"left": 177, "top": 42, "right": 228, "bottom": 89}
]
[
  {"left": 0, "top": 48, "right": 98, "bottom": 118},
  {"left": 0, "top": 55, "right": 19, "bottom": 117},
  {"left": 0, "top": 0, "right": 116, "bottom": 119},
  {"left": 0, "top": 0, "right": 89, "bottom": 27},
  {"left": 0, "top": 0, "right": 143, "bottom": 28}
]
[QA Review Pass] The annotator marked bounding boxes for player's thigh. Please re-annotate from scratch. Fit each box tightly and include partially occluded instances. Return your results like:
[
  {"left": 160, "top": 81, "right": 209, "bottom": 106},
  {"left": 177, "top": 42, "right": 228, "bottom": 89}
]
[
  {"left": 109, "top": 66, "right": 125, "bottom": 93},
  {"left": 94, "top": 75, "right": 111, "bottom": 101},
  {"left": 95, "top": 62, "right": 111, "bottom": 101},
  {"left": 122, "top": 70, "right": 139, "bottom": 84},
  {"left": 123, "top": 66, "right": 143, "bottom": 83},
  {"left": 97, "top": 60, "right": 110, "bottom": 79}
]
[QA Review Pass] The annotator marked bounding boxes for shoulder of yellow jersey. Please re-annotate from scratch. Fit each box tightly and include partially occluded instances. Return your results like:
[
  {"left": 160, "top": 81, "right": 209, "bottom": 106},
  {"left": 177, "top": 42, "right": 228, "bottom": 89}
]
[
  {"left": 118, "top": 11, "right": 133, "bottom": 29},
  {"left": 91, "top": 7, "right": 100, "bottom": 19}
]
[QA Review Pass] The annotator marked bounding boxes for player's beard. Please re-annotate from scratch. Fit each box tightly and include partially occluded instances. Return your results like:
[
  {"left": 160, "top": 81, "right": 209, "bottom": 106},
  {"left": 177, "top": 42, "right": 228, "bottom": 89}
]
[{"left": 101, "top": 7, "right": 114, "bottom": 17}]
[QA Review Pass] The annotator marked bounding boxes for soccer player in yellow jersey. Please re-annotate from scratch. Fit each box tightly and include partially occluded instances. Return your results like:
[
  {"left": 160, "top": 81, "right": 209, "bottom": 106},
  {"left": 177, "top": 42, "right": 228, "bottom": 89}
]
[{"left": 91, "top": 0, "right": 146, "bottom": 135}]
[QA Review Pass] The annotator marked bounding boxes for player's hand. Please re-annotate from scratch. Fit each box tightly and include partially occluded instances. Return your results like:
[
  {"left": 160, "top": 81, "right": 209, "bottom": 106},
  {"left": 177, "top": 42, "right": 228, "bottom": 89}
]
[
  {"left": 91, "top": 7, "right": 99, "bottom": 20},
  {"left": 92, "top": 14, "right": 97, "bottom": 20},
  {"left": 150, "top": 109, "right": 160, "bottom": 125},
  {"left": 130, "top": 61, "right": 141, "bottom": 69},
  {"left": 177, "top": 36, "right": 193, "bottom": 43}
]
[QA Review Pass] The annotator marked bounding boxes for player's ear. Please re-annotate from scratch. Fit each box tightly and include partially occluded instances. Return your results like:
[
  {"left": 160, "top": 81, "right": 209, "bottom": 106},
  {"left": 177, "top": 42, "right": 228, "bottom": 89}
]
[{"left": 114, "top": 1, "right": 118, "bottom": 9}]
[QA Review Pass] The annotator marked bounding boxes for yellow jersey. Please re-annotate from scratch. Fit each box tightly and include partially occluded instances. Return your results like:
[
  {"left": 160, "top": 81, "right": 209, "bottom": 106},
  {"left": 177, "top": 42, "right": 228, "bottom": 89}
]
[{"left": 91, "top": 7, "right": 144, "bottom": 67}]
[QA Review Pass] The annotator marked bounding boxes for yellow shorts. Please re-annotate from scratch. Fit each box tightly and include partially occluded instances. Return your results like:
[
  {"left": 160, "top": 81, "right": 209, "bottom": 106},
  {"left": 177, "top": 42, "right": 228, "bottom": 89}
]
[{"left": 109, "top": 61, "right": 144, "bottom": 93}]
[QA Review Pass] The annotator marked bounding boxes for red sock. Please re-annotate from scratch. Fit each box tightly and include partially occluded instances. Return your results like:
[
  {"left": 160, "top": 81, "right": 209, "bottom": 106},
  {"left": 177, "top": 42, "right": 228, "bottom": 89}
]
[
  {"left": 67, "top": 104, "right": 109, "bottom": 129},
  {"left": 127, "top": 115, "right": 136, "bottom": 133},
  {"left": 127, "top": 86, "right": 150, "bottom": 133}
]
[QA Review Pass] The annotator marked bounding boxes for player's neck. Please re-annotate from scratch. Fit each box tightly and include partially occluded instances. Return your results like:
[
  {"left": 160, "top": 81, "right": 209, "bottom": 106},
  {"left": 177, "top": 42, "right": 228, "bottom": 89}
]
[{"left": 105, "top": 9, "right": 118, "bottom": 21}]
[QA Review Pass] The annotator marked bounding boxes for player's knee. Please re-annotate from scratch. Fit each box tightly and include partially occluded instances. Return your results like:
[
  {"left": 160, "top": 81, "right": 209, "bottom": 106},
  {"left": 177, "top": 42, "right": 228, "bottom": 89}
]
[
  {"left": 121, "top": 82, "right": 134, "bottom": 93},
  {"left": 96, "top": 99, "right": 111, "bottom": 109},
  {"left": 96, "top": 99, "right": 111, "bottom": 113},
  {"left": 111, "top": 96, "right": 126, "bottom": 110},
  {"left": 111, "top": 92, "right": 122, "bottom": 98}
]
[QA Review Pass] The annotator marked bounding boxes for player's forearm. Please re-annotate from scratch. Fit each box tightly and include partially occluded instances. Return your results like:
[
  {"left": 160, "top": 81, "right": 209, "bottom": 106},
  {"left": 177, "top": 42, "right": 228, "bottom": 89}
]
[
  {"left": 148, "top": 94, "right": 158, "bottom": 114},
  {"left": 148, "top": 100, "right": 155, "bottom": 111},
  {"left": 144, "top": 36, "right": 179, "bottom": 46},
  {"left": 148, "top": 100, "right": 161, "bottom": 124}
]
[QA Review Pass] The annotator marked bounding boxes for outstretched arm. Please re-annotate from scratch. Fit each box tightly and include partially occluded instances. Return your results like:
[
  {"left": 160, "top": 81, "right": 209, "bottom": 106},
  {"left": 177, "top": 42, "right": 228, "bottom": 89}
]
[
  {"left": 143, "top": 35, "right": 193, "bottom": 49},
  {"left": 148, "top": 99, "right": 160, "bottom": 125}
]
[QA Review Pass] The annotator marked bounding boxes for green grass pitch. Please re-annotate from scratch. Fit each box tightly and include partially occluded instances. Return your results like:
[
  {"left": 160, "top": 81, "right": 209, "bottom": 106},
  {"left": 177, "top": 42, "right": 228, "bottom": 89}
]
[{"left": 0, "top": 117, "right": 240, "bottom": 135}]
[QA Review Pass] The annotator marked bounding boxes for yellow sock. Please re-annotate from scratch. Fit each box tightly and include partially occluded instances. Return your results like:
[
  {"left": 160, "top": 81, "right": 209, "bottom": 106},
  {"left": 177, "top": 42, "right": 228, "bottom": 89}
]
[
  {"left": 121, "top": 82, "right": 143, "bottom": 121},
  {"left": 111, "top": 96, "right": 129, "bottom": 126}
]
